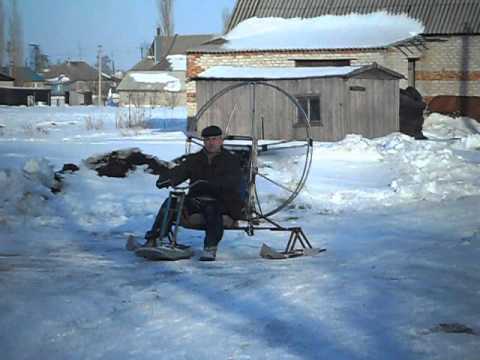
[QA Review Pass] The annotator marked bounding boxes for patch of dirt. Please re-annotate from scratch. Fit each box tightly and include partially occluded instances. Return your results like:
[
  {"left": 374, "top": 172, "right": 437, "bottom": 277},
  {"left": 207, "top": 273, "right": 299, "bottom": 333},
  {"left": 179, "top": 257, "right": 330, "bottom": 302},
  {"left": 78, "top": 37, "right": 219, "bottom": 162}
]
[
  {"left": 84, "top": 148, "right": 171, "bottom": 178},
  {"left": 50, "top": 149, "right": 169, "bottom": 194},
  {"left": 431, "top": 323, "right": 477, "bottom": 335}
]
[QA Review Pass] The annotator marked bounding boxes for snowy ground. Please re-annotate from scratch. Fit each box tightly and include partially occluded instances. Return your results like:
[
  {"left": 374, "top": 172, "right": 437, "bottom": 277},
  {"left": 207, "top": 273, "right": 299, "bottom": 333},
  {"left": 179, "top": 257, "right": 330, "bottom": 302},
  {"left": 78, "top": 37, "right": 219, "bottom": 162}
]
[{"left": 0, "top": 105, "right": 479, "bottom": 360}]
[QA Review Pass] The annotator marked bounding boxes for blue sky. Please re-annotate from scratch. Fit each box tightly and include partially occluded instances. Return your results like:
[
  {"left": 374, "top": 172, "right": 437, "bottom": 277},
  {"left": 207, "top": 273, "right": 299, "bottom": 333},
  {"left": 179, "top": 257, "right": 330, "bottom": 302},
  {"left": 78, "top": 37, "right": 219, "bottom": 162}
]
[{"left": 18, "top": 0, "right": 236, "bottom": 71}]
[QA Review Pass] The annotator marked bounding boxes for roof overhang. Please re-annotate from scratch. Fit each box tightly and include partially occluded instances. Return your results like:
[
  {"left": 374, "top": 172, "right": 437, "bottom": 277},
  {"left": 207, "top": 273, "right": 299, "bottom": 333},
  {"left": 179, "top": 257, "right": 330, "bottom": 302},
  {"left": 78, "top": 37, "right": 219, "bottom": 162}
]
[{"left": 194, "top": 63, "right": 404, "bottom": 81}]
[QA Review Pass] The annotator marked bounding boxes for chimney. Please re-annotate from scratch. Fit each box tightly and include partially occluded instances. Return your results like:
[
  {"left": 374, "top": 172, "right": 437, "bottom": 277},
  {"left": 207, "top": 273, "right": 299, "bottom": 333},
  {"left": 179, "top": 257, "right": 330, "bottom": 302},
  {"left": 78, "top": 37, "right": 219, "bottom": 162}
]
[{"left": 154, "top": 35, "right": 162, "bottom": 64}]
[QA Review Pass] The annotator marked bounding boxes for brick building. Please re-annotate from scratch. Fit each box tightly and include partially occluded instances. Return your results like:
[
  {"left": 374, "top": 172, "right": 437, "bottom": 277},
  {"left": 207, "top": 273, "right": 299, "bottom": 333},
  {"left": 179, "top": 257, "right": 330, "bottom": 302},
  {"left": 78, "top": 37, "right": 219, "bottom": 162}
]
[{"left": 186, "top": 0, "right": 479, "bottom": 120}]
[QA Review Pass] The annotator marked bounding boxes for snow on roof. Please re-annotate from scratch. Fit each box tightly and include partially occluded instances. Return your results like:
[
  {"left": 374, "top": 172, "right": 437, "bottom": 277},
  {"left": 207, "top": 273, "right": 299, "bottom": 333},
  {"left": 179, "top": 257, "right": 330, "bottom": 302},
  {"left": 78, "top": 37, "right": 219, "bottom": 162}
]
[
  {"left": 164, "top": 79, "right": 181, "bottom": 92},
  {"left": 222, "top": 11, "right": 424, "bottom": 51},
  {"left": 130, "top": 72, "right": 178, "bottom": 84},
  {"left": 197, "top": 65, "right": 364, "bottom": 79},
  {"left": 130, "top": 72, "right": 181, "bottom": 91},
  {"left": 166, "top": 55, "right": 187, "bottom": 71},
  {"left": 46, "top": 74, "right": 71, "bottom": 83},
  {"left": 118, "top": 71, "right": 183, "bottom": 92}
]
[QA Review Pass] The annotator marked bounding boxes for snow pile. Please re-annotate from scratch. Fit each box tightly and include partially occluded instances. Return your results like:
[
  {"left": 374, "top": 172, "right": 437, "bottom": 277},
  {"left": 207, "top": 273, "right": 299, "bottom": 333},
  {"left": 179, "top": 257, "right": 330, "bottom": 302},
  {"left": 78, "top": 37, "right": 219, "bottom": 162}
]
[
  {"left": 455, "top": 134, "right": 480, "bottom": 150},
  {"left": 297, "top": 132, "right": 480, "bottom": 212},
  {"left": 423, "top": 113, "right": 480, "bottom": 140},
  {"left": 23, "top": 158, "right": 58, "bottom": 190},
  {"left": 59, "top": 169, "right": 130, "bottom": 231},
  {"left": 314, "top": 134, "right": 384, "bottom": 162},
  {"left": 380, "top": 134, "right": 480, "bottom": 201},
  {"left": 224, "top": 12, "right": 424, "bottom": 50},
  {"left": 0, "top": 158, "right": 156, "bottom": 233},
  {"left": 0, "top": 158, "right": 59, "bottom": 223}
]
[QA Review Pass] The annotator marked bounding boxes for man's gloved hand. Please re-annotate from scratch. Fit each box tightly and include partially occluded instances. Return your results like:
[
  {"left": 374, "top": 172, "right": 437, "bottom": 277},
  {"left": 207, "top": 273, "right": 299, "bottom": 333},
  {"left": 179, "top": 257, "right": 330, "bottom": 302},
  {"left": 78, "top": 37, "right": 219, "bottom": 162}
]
[{"left": 156, "top": 177, "right": 171, "bottom": 189}]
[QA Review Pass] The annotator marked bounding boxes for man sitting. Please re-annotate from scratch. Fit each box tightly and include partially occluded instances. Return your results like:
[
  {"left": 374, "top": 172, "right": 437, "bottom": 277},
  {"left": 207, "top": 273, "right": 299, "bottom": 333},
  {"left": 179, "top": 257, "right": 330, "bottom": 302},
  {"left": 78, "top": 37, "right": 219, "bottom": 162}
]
[{"left": 143, "top": 125, "right": 244, "bottom": 261}]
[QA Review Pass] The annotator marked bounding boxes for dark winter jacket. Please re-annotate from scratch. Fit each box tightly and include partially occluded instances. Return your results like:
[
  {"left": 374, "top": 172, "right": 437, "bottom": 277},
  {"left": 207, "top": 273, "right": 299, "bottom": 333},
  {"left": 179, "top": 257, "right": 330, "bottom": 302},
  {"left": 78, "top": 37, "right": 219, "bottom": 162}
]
[{"left": 167, "top": 147, "right": 244, "bottom": 220}]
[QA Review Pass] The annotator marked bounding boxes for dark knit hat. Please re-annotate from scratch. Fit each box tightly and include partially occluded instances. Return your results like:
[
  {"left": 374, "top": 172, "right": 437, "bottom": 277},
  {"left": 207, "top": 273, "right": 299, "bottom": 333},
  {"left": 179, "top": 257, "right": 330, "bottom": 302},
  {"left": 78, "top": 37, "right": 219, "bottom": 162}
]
[{"left": 201, "top": 125, "right": 223, "bottom": 138}]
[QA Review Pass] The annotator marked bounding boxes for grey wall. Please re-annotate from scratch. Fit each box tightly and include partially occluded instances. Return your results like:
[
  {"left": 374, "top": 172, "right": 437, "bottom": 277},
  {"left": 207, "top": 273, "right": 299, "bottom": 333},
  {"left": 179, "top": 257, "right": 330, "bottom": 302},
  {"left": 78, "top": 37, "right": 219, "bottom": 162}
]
[{"left": 195, "top": 76, "right": 400, "bottom": 141}]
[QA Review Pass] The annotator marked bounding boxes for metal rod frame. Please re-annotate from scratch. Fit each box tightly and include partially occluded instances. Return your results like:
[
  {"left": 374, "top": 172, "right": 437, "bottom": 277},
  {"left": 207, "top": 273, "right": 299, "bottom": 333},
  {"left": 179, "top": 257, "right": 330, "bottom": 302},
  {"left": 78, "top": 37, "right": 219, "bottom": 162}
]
[
  {"left": 193, "top": 80, "right": 314, "bottom": 222},
  {"left": 160, "top": 189, "right": 316, "bottom": 256},
  {"left": 172, "top": 81, "right": 318, "bottom": 255}
]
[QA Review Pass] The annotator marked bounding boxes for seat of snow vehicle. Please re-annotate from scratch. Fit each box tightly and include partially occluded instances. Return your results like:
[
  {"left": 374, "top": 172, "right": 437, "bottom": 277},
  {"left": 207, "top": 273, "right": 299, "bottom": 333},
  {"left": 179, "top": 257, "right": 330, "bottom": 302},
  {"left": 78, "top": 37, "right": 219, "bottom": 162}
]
[{"left": 179, "top": 211, "right": 238, "bottom": 229}]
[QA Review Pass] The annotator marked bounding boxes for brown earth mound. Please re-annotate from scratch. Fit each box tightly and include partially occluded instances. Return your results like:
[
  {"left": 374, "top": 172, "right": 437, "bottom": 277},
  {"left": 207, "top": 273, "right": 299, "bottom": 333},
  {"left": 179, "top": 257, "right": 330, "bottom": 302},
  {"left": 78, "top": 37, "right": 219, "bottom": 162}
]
[{"left": 84, "top": 148, "right": 170, "bottom": 178}]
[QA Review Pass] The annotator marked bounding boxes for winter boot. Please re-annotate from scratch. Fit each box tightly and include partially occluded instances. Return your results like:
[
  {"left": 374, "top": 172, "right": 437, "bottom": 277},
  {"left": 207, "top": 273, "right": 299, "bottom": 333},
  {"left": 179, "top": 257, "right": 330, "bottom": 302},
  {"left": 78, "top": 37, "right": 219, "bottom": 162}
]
[
  {"left": 142, "top": 231, "right": 158, "bottom": 248},
  {"left": 199, "top": 246, "right": 217, "bottom": 261}
]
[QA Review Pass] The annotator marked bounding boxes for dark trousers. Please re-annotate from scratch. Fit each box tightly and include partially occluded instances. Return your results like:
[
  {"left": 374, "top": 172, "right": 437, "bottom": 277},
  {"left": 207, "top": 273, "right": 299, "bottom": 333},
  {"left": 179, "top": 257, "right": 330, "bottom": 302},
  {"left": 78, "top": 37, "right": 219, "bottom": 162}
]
[{"left": 147, "top": 196, "right": 224, "bottom": 249}]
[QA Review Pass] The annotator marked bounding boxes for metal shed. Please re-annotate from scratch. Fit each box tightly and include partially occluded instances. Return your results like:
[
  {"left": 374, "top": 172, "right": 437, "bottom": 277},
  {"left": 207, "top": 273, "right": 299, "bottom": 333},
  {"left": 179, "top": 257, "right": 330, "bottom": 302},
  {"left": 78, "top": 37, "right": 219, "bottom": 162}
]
[{"left": 193, "top": 63, "right": 404, "bottom": 141}]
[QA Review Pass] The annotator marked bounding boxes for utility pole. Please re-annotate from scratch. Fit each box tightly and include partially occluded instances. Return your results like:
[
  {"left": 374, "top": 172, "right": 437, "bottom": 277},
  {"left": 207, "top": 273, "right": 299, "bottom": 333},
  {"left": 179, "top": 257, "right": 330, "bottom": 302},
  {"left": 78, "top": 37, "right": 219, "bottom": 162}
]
[
  {"left": 111, "top": 51, "right": 115, "bottom": 75},
  {"left": 7, "top": 40, "right": 15, "bottom": 79},
  {"left": 97, "top": 45, "right": 102, "bottom": 106},
  {"left": 77, "top": 42, "right": 83, "bottom": 61}
]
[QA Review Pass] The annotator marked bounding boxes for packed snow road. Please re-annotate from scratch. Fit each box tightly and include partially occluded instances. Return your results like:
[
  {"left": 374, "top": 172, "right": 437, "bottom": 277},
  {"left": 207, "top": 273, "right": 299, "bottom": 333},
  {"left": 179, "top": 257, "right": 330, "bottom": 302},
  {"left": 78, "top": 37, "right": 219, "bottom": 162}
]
[{"left": 0, "top": 106, "right": 479, "bottom": 359}]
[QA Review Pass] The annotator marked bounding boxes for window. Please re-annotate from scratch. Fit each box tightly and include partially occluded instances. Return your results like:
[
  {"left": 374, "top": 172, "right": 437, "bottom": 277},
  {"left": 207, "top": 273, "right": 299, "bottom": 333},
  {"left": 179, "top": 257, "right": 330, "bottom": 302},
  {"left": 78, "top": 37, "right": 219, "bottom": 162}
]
[
  {"left": 296, "top": 95, "right": 321, "bottom": 126},
  {"left": 294, "top": 59, "right": 351, "bottom": 67}
]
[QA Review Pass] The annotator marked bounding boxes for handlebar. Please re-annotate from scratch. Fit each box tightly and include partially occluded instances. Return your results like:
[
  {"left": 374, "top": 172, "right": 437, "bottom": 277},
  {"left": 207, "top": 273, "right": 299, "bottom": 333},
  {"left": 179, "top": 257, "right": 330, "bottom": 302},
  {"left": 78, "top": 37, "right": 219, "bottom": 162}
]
[
  {"left": 157, "top": 179, "right": 209, "bottom": 191},
  {"left": 173, "top": 179, "right": 209, "bottom": 191}
]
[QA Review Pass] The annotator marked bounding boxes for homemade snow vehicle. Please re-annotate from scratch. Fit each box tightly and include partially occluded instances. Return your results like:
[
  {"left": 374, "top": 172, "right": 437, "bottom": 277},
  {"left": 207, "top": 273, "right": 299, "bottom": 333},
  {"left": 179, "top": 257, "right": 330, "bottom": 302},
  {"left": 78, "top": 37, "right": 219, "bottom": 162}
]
[{"left": 135, "top": 81, "right": 325, "bottom": 261}]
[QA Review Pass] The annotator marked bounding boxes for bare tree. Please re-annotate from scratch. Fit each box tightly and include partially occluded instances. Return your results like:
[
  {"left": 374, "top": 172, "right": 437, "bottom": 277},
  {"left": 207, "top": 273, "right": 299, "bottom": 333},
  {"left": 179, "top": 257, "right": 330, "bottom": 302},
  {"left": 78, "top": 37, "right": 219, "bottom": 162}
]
[
  {"left": 9, "top": 0, "right": 24, "bottom": 70},
  {"left": 222, "top": 6, "right": 232, "bottom": 34},
  {"left": 156, "top": 0, "right": 174, "bottom": 37},
  {"left": 0, "top": 0, "right": 5, "bottom": 68}
]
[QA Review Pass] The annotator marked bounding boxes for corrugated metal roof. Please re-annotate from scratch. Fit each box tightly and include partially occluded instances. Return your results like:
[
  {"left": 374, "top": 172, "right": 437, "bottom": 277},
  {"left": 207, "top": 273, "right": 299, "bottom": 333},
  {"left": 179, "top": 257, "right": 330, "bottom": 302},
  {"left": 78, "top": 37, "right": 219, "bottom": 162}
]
[
  {"left": 188, "top": 45, "right": 390, "bottom": 54},
  {"left": 228, "top": 0, "right": 480, "bottom": 34}
]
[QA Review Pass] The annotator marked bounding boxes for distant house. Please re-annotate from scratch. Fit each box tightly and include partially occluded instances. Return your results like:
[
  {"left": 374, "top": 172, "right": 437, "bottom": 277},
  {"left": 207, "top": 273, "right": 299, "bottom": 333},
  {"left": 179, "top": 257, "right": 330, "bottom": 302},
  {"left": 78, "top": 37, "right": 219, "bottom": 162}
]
[
  {"left": 225, "top": 0, "right": 480, "bottom": 112},
  {"left": 194, "top": 64, "right": 404, "bottom": 141},
  {"left": 0, "top": 72, "right": 14, "bottom": 87},
  {"left": 0, "top": 70, "right": 50, "bottom": 106},
  {"left": 118, "top": 33, "right": 213, "bottom": 107},
  {"left": 117, "top": 71, "right": 185, "bottom": 107},
  {"left": 152, "top": 33, "right": 214, "bottom": 69},
  {"left": 41, "top": 61, "right": 118, "bottom": 105},
  {"left": 13, "top": 67, "right": 46, "bottom": 88}
]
